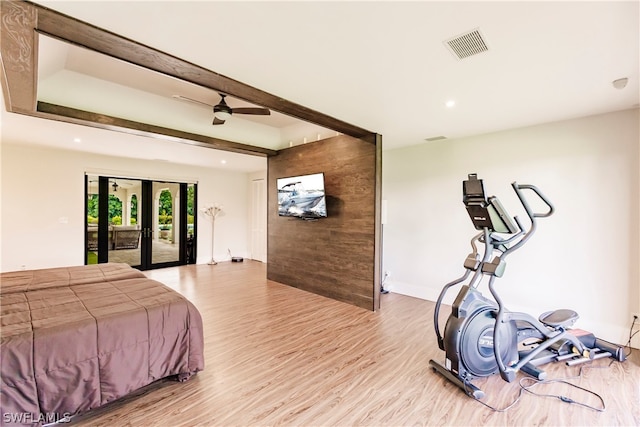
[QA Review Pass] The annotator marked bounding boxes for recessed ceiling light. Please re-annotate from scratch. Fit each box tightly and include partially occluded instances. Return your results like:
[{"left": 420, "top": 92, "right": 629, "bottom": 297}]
[
  {"left": 73, "top": 137, "right": 82, "bottom": 143},
  {"left": 612, "top": 77, "right": 628, "bottom": 90},
  {"left": 445, "top": 100, "right": 456, "bottom": 108},
  {"left": 220, "top": 160, "right": 227, "bottom": 164}
]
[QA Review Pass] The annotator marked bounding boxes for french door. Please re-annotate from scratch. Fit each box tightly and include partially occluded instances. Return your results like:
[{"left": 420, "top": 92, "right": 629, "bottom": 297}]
[{"left": 85, "top": 175, "right": 197, "bottom": 270}]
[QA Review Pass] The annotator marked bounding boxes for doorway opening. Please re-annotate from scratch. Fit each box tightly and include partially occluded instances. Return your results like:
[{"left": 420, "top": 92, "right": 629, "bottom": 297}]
[{"left": 85, "top": 175, "right": 197, "bottom": 270}]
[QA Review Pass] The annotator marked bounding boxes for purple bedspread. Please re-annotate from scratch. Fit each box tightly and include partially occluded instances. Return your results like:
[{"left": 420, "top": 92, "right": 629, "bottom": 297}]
[{"left": 0, "top": 263, "right": 204, "bottom": 425}]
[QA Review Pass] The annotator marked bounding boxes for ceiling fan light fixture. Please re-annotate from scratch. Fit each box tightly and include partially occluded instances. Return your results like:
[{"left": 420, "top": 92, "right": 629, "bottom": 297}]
[
  {"left": 213, "top": 94, "right": 232, "bottom": 121},
  {"left": 213, "top": 110, "right": 232, "bottom": 121}
]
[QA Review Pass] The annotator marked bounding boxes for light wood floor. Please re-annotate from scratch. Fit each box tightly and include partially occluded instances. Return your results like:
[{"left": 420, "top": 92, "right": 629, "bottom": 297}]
[{"left": 71, "top": 261, "right": 639, "bottom": 426}]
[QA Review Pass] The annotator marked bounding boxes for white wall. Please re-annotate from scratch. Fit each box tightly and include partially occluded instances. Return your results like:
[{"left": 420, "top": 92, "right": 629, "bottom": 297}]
[
  {"left": 0, "top": 143, "right": 265, "bottom": 271},
  {"left": 382, "top": 108, "right": 639, "bottom": 346}
]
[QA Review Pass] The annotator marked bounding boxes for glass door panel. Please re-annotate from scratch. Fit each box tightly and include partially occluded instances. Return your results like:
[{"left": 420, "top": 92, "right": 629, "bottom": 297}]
[
  {"left": 151, "top": 181, "right": 180, "bottom": 266},
  {"left": 86, "top": 176, "right": 99, "bottom": 264},
  {"left": 106, "top": 178, "right": 143, "bottom": 267},
  {"left": 186, "top": 183, "right": 197, "bottom": 264}
]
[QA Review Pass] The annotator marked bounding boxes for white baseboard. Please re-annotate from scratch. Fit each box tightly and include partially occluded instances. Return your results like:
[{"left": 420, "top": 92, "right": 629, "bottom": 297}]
[{"left": 384, "top": 280, "right": 448, "bottom": 304}]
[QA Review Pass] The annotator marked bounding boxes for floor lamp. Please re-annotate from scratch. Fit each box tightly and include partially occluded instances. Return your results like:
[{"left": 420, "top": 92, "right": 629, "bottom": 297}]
[
  {"left": 209, "top": 215, "right": 216, "bottom": 265},
  {"left": 201, "top": 204, "right": 223, "bottom": 265}
]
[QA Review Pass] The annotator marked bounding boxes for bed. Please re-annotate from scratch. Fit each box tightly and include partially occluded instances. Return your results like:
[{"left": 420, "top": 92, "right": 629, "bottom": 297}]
[{"left": 0, "top": 263, "right": 204, "bottom": 425}]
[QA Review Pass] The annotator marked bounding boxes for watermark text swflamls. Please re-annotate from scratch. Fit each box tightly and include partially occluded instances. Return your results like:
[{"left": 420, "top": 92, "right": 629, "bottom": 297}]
[{"left": 3, "top": 412, "right": 71, "bottom": 424}]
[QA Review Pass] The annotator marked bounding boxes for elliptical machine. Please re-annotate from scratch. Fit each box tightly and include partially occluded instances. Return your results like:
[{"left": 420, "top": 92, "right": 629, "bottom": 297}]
[{"left": 429, "top": 174, "right": 625, "bottom": 399}]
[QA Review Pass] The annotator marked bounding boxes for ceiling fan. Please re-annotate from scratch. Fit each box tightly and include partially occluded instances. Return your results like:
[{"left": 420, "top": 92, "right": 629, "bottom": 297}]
[
  {"left": 172, "top": 93, "right": 271, "bottom": 125},
  {"left": 87, "top": 179, "right": 118, "bottom": 191}
]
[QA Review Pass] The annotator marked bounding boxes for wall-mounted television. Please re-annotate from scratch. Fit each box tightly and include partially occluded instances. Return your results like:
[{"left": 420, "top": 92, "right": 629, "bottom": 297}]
[{"left": 277, "top": 172, "right": 327, "bottom": 219}]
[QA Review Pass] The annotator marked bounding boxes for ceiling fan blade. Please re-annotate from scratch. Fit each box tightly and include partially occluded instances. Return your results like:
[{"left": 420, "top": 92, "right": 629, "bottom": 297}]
[
  {"left": 212, "top": 117, "right": 226, "bottom": 125},
  {"left": 232, "top": 107, "right": 271, "bottom": 116},
  {"left": 172, "top": 95, "right": 213, "bottom": 108}
]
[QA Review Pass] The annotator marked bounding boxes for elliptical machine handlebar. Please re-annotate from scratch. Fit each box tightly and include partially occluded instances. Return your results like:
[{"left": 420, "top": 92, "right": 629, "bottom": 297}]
[
  {"left": 512, "top": 182, "right": 554, "bottom": 219},
  {"left": 433, "top": 231, "right": 486, "bottom": 350},
  {"left": 490, "top": 182, "right": 556, "bottom": 381},
  {"left": 502, "top": 182, "right": 554, "bottom": 256}
]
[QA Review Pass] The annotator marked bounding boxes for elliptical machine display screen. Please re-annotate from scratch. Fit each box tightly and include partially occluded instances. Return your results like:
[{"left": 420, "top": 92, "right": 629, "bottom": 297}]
[
  {"left": 463, "top": 174, "right": 517, "bottom": 234},
  {"left": 462, "top": 173, "right": 486, "bottom": 205}
]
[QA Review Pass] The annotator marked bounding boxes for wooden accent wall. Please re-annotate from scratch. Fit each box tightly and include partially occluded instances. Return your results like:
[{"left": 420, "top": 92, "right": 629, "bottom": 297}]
[{"left": 268, "top": 135, "right": 381, "bottom": 310}]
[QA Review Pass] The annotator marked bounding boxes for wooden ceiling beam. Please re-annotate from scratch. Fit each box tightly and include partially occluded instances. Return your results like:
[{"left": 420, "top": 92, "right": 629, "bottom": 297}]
[
  {"left": 0, "top": 1, "right": 38, "bottom": 113},
  {"left": 36, "top": 102, "right": 277, "bottom": 157}
]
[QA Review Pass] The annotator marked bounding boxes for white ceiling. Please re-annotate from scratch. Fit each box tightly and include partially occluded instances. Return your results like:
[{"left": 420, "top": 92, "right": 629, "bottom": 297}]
[
  {"left": 2, "top": 1, "right": 638, "bottom": 173},
  {"left": 36, "top": 34, "right": 333, "bottom": 148}
]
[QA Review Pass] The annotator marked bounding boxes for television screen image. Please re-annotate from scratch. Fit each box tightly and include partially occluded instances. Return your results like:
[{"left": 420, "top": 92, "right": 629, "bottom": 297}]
[{"left": 277, "top": 173, "right": 327, "bottom": 218}]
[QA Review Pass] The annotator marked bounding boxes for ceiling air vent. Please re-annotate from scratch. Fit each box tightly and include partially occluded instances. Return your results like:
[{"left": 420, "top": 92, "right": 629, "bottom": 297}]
[{"left": 444, "top": 28, "right": 489, "bottom": 60}]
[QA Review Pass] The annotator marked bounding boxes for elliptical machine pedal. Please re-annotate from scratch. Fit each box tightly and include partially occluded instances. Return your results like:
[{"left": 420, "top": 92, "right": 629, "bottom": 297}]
[{"left": 429, "top": 174, "right": 626, "bottom": 399}]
